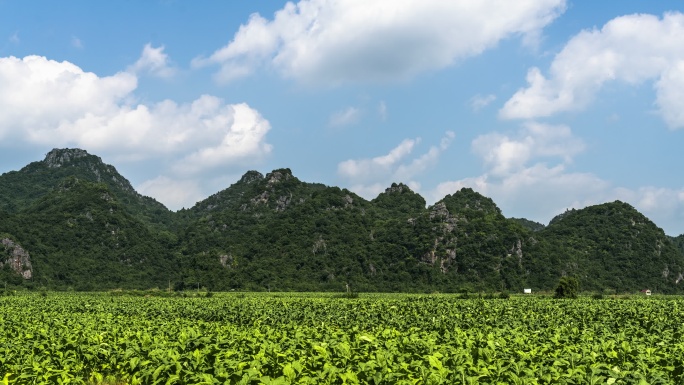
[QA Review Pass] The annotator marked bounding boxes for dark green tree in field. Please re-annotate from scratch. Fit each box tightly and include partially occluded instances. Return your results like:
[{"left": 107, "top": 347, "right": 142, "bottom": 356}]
[{"left": 554, "top": 276, "right": 580, "bottom": 299}]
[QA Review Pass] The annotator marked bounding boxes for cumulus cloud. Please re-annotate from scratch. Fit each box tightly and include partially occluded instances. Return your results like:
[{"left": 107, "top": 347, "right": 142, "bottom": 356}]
[
  {"left": 432, "top": 164, "right": 609, "bottom": 221},
  {"left": 195, "top": 0, "right": 566, "bottom": 85},
  {"left": 471, "top": 122, "right": 584, "bottom": 177},
  {"left": 0, "top": 55, "right": 270, "bottom": 165},
  {"left": 0, "top": 54, "right": 273, "bottom": 210},
  {"left": 501, "top": 12, "right": 684, "bottom": 129},
  {"left": 431, "top": 123, "right": 684, "bottom": 235},
  {"left": 338, "top": 131, "right": 454, "bottom": 199},
  {"left": 172, "top": 103, "right": 272, "bottom": 175},
  {"left": 129, "top": 43, "right": 176, "bottom": 78},
  {"left": 0, "top": 56, "right": 138, "bottom": 138},
  {"left": 329, "top": 106, "right": 360, "bottom": 127},
  {"left": 432, "top": 123, "right": 591, "bottom": 207},
  {"left": 435, "top": 168, "right": 684, "bottom": 235}
]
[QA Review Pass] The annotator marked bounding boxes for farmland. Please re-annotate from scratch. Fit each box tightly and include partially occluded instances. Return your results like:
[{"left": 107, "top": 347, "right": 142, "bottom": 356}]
[{"left": 1, "top": 292, "right": 683, "bottom": 384}]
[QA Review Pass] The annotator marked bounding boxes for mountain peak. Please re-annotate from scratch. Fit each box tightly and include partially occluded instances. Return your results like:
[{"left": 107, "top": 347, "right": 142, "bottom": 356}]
[
  {"left": 383, "top": 182, "right": 412, "bottom": 195},
  {"left": 1, "top": 148, "right": 173, "bottom": 228},
  {"left": 265, "top": 168, "right": 293, "bottom": 184},
  {"left": 372, "top": 182, "right": 426, "bottom": 214},
  {"left": 43, "top": 148, "right": 95, "bottom": 168},
  {"left": 439, "top": 187, "right": 502, "bottom": 217},
  {"left": 238, "top": 170, "right": 264, "bottom": 184}
]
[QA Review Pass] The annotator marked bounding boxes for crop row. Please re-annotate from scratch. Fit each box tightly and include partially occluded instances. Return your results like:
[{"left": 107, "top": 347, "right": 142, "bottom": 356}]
[{"left": 1, "top": 293, "right": 683, "bottom": 384}]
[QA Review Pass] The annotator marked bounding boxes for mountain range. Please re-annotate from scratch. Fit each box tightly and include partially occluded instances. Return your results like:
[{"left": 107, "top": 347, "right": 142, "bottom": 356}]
[{"left": 1, "top": 148, "right": 683, "bottom": 293}]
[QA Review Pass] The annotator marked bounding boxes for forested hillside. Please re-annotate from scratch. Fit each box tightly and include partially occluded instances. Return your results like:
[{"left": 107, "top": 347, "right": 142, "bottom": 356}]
[{"left": 1, "top": 148, "right": 683, "bottom": 293}]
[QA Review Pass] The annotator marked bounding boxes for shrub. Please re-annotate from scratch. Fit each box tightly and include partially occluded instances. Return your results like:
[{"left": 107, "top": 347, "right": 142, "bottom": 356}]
[{"left": 554, "top": 276, "right": 579, "bottom": 299}]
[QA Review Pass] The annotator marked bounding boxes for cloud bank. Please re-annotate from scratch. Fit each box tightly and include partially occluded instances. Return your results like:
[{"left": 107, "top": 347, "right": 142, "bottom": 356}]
[
  {"left": 0, "top": 51, "right": 273, "bottom": 210},
  {"left": 433, "top": 123, "right": 684, "bottom": 235}
]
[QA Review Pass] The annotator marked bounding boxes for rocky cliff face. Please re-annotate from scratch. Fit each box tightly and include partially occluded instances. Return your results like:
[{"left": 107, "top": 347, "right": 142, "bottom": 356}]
[
  {"left": 43, "top": 148, "right": 90, "bottom": 168},
  {"left": 1, "top": 238, "right": 32, "bottom": 279}
]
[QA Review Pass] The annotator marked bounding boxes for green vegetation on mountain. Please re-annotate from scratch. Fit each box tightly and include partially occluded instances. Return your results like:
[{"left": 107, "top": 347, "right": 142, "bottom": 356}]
[
  {"left": 1, "top": 148, "right": 683, "bottom": 293},
  {"left": 0, "top": 149, "right": 175, "bottom": 230},
  {"left": 539, "top": 202, "right": 684, "bottom": 293},
  {"left": 0, "top": 177, "right": 176, "bottom": 290},
  {"left": 671, "top": 234, "right": 684, "bottom": 255},
  {"left": 511, "top": 217, "right": 546, "bottom": 232}
]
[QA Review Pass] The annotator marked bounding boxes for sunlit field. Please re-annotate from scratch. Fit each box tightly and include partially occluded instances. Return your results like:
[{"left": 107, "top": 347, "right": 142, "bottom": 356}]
[{"left": 1, "top": 292, "right": 683, "bottom": 384}]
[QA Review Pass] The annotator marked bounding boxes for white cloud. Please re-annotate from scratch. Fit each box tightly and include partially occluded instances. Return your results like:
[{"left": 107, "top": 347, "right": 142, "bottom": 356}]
[
  {"left": 431, "top": 123, "right": 684, "bottom": 235},
  {"left": 472, "top": 122, "right": 584, "bottom": 177},
  {"left": 196, "top": 0, "right": 566, "bottom": 85},
  {"left": 435, "top": 167, "right": 684, "bottom": 235},
  {"left": 338, "top": 131, "right": 454, "bottom": 199},
  {"left": 329, "top": 106, "right": 360, "bottom": 127},
  {"left": 338, "top": 138, "right": 419, "bottom": 183},
  {"left": 433, "top": 164, "right": 606, "bottom": 215},
  {"left": 656, "top": 61, "right": 684, "bottom": 128},
  {"left": 172, "top": 103, "right": 272, "bottom": 175},
  {"left": 470, "top": 94, "right": 496, "bottom": 111},
  {"left": 0, "top": 56, "right": 138, "bottom": 138},
  {"left": 137, "top": 176, "right": 204, "bottom": 210},
  {"left": 0, "top": 55, "right": 272, "bottom": 175},
  {"left": 129, "top": 43, "right": 176, "bottom": 78},
  {"left": 432, "top": 123, "right": 588, "bottom": 207},
  {"left": 501, "top": 12, "right": 684, "bottom": 129},
  {"left": 8, "top": 32, "right": 19, "bottom": 44}
]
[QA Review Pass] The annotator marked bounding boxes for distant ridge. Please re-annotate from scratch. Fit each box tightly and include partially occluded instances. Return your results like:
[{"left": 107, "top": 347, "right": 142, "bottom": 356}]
[{"left": 1, "top": 148, "right": 683, "bottom": 293}]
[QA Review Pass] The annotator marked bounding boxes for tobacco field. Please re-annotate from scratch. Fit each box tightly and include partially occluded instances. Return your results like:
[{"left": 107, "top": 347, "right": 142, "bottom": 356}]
[{"left": 1, "top": 292, "right": 683, "bottom": 384}]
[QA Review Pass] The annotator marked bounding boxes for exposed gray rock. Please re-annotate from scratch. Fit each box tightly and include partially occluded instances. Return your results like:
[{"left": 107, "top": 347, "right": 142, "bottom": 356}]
[
  {"left": 266, "top": 169, "right": 292, "bottom": 185},
  {"left": 43, "top": 148, "right": 136, "bottom": 195},
  {"left": 219, "top": 254, "right": 237, "bottom": 269},
  {"left": 239, "top": 171, "right": 264, "bottom": 184},
  {"left": 429, "top": 202, "right": 448, "bottom": 219},
  {"left": 508, "top": 239, "right": 523, "bottom": 266},
  {"left": 429, "top": 202, "right": 458, "bottom": 232},
  {"left": 384, "top": 183, "right": 409, "bottom": 194},
  {"left": 251, "top": 191, "right": 270, "bottom": 205},
  {"left": 43, "top": 148, "right": 89, "bottom": 168},
  {"left": 312, "top": 236, "right": 327, "bottom": 256},
  {"left": 275, "top": 194, "right": 292, "bottom": 212},
  {"left": 368, "top": 263, "right": 377, "bottom": 276},
  {"left": 1, "top": 238, "right": 33, "bottom": 279},
  {"left": 421, "top": 237, "right": 456, "bottom": 273}
]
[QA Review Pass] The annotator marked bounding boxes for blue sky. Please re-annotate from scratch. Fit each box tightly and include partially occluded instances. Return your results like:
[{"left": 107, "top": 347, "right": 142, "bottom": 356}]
[{"left": 1, "top": 1, "right": 684, "bottom": 235}]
